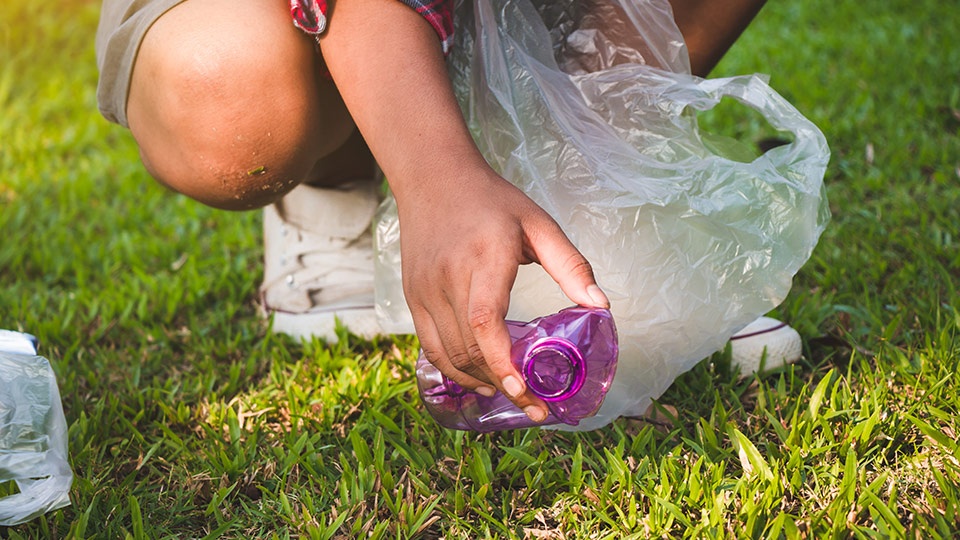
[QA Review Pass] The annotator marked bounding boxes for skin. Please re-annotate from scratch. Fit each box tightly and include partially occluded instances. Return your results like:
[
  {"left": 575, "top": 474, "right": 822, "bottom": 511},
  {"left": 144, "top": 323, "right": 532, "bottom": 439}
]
[
  {"left": 126, "top": 0, "right": 764, "bottom": 421},
  {"left": 670, "top": 0, "right": 769, "bottom": 77}
]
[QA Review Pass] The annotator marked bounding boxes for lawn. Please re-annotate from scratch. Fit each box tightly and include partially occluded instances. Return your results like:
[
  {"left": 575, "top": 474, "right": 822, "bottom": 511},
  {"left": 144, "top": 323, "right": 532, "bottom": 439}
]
[{"left": 1, "top": 0, "right": 959, "bottom": 538}]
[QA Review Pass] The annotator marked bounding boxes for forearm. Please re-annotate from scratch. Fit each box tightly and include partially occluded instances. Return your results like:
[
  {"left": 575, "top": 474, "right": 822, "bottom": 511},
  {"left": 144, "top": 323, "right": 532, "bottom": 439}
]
[{"left": 317, "top": 0, "right": 485, "bottom": 201}]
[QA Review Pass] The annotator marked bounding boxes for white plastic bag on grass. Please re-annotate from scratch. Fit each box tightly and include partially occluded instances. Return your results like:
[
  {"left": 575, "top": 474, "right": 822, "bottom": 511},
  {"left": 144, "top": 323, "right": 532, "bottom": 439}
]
[
  {"left": 0, "top": 330, "right": 73, "bottom": 525},
  {"left": 375, "top": 0, "right": 829, "bottom": 429}
]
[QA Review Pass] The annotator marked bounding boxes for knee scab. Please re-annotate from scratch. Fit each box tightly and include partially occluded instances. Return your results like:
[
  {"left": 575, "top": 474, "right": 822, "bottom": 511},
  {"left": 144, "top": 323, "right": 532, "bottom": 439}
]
[
  {"left": 260, "top": 178, "right": 294, "bottom": 192},
  {"left": 217, "top": 169, "right": 300, "bottom": 210}
]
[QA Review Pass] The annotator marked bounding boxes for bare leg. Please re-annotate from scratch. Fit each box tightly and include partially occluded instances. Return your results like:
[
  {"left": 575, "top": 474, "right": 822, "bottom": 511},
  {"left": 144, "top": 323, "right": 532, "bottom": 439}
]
[
  {"left": 126, "top": 0, "right": 372, "bottom": 210},
  {"left": 668, "top": 0, "right": 767, "bottom": 77},
  {"left": 124, "top": 0, "right": 385, "bottom": 342}
]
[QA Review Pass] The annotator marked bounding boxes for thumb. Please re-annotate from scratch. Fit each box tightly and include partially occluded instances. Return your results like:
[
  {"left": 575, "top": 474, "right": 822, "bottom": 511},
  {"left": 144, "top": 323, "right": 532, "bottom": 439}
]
[{"left": 529, "top": 220, "right": 610, "bottom": 309}]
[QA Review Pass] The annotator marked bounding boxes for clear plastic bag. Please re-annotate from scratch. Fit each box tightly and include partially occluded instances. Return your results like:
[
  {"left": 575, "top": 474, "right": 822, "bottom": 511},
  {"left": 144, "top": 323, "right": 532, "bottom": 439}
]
[
  {"left": 0, "top": 330, "right": 73, "bottom": 525},
  {"left": 375, "top": 0, "right": 830, "bottom": 429}
]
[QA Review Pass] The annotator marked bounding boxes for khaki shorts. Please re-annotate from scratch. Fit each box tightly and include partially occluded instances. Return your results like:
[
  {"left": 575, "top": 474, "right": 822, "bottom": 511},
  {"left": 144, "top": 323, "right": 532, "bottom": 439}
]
[{"left": 95, "top": 0, "right": 185, "bottom": 127}]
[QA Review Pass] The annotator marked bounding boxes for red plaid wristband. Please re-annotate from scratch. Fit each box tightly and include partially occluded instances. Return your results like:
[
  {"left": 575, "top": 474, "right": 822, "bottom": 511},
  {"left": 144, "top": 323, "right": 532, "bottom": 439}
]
[{"left": 290, "top": 0, "right": 454, "bottom": 54}]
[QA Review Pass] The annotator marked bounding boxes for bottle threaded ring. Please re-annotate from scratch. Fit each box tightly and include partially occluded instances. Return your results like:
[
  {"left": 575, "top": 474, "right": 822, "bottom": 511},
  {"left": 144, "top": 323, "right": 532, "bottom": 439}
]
[{"left": 523, "top": 337, "right": 586, "bottom": 401}]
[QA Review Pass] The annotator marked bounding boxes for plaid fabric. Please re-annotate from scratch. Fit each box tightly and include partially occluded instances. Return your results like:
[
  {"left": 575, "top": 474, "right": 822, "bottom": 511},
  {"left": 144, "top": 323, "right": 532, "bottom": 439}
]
[{"left": 291, "top": 0, "right": 455, "bottom": 54}]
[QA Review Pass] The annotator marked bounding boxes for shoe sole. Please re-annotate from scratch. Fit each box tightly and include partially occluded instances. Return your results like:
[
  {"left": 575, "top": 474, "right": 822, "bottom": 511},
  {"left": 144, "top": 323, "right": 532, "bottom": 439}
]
[{"left": 265, "top": 307, "right": 385, "bottom": 343}]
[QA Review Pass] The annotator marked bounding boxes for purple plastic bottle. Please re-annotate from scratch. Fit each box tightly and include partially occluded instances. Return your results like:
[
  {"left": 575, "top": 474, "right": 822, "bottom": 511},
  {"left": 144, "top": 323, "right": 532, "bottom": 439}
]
[{"left": 416, "top": 306, "right": 618, "bottom": 432}]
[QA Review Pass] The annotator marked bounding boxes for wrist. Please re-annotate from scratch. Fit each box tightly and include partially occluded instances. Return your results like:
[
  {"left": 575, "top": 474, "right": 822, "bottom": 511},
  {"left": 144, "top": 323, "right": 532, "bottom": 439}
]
[{"left": 387, "top": 143, "right": 494, "bottom": 204}]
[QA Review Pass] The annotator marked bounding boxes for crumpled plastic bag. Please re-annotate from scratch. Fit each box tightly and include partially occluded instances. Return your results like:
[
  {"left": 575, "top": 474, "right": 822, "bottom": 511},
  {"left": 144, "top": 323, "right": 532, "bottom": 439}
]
[
  {"left": 375, "top": 0, "right": 829, "bottom": 429},
  {"left": 0, "top": 330, "right": 73, "bottom": 525}
]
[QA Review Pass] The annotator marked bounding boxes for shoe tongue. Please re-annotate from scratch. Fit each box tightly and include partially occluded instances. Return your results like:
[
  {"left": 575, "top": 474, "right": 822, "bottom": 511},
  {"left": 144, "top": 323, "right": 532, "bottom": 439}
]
[{"left": 277, "top": 182, "right": 379, "bottom": 239}]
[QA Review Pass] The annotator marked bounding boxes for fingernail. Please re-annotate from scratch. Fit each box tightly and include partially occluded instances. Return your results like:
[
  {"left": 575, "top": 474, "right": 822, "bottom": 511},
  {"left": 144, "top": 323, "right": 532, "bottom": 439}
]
[
  {"left": 587, "top": 284, "right": 610, "bottom": 308},
  {"left": 476, "top": 386, "right": 496, "bottom": 397},
  {"left": 524, "top": 405, "right": 546, "bottom": 422},
  {"left": 502, "top": 375, "right": 524, "bottom": 398}
]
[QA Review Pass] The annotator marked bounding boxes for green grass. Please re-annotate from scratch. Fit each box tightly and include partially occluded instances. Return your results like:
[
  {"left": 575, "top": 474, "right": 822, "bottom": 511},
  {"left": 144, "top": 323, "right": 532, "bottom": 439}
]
[{"left": 2, "top": 0, "right": 959, "bottom": 537}]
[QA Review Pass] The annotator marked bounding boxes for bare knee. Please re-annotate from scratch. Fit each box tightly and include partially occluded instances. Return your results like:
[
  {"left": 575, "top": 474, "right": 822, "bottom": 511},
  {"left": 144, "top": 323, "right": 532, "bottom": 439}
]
[{"left": 127, "top": 0, "right": 354, "bottom": 210}]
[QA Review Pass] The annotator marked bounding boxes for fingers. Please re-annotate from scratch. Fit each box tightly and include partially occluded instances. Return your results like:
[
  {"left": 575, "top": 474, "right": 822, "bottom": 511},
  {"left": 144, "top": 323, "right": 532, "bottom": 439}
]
[
  {"left": 527, "top": 217, "right": 610, "bottom": 309},
  {"left": 411, "top": 305, "right": 496, "bottom": 396},
  {"left": 465, "top": 269, "right": 549, "bottom": 422}
]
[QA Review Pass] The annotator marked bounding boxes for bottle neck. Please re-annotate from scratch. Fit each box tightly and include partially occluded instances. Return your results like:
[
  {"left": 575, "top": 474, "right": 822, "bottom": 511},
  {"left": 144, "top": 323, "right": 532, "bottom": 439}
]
[{"left": 522, "top": 337, "right": 586, "bottom": 401}]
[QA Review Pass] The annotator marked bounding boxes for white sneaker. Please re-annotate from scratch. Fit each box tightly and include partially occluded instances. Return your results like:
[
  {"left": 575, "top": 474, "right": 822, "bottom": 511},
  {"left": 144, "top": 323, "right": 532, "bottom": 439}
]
[
  {"left": 728, "top": 317, "right": 802, "bottom": 375},
  {"left": 259, "top": 181, "right": 384, "bottom": 342}
]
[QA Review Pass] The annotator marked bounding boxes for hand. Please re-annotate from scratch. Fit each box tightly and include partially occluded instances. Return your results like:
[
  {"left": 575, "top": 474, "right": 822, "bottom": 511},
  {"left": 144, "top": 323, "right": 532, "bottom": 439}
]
[{"left": 396, "top": 163, "right": 610, "bottom": 422}]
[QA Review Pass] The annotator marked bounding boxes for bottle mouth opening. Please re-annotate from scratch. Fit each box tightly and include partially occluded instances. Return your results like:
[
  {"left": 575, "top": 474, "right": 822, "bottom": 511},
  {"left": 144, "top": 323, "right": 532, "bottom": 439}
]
[{"left": 523, "top": 337, "right": 586, "bottom": 401}]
